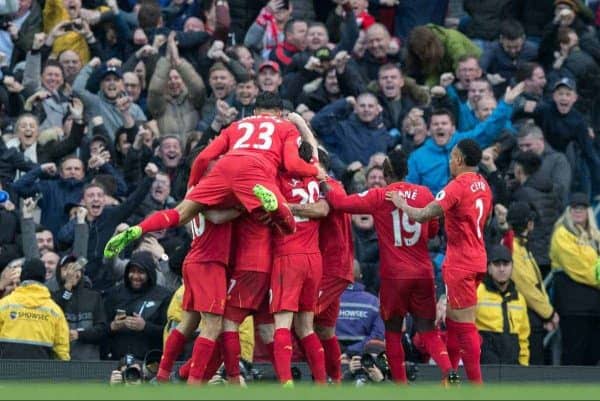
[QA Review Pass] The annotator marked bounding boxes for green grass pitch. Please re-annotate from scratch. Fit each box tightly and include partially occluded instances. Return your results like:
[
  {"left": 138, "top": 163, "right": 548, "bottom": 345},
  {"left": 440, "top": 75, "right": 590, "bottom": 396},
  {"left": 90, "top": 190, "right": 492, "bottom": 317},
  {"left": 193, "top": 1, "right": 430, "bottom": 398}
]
[{"left": 0, "top": 383, "right": 599, "bottom": 400}]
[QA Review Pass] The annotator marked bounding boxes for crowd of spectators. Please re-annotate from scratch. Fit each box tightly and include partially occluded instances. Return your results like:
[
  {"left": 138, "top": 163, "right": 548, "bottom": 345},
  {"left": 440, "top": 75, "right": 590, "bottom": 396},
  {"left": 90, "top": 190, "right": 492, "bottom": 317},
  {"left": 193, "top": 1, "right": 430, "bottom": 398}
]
[{"left": 0, "top": 0, "right": 599, "bottom": 371}]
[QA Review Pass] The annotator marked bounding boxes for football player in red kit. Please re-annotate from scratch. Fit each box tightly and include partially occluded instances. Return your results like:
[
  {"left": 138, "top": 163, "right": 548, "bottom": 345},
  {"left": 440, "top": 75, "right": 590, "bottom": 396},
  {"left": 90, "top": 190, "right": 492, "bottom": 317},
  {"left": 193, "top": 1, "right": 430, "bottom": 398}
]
[
  {"left": 388, "top": 139, "right": 493, "bottom": 384},
  {"left": 103, "top": 92, "right": 326, "bottom": 259},
  {"left": 270, "top": 142, "right": 329, "bottom": 387},
  {"left": 289, "top": 148, "right": 354, "bottom": 383},
  {"left": 323, "top": 149, "right": 455, "bottom": 384}
]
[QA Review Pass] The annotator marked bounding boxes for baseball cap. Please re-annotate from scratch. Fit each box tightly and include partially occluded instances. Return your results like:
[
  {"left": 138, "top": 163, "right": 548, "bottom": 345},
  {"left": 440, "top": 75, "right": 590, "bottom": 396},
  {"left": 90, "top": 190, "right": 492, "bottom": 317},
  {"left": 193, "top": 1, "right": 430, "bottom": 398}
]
[
  {"left": 487, "top": 244, "right": 512, "bottom": 264},
  {"left": 314, "top": 46, "right": 333, "bottom": 62},
  {"left": 99, "top": 65, "right": 123, "bottom": 80},
  {"left": 21, "top": 258, "right": 46, "bottom": 283},
  {"left": 569, "top": 192, "right": 590, "bottom": 208},
  {"left": 59, "top": 254, "right": 88, "bottom": 270},
  {"left": 553, "top": 77, "right": 576, "bottom": 92},
  {"left": 258, "top": 61, "right": 280, "bottom": 74}
]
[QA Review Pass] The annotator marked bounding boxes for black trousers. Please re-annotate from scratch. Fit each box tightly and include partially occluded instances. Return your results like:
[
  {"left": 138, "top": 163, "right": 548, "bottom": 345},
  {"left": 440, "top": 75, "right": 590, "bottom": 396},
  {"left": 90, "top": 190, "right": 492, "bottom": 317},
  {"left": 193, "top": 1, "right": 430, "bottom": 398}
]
[
  {"left": 528, "top": 310, "right": 546, "bottom": 366},
  {"left": 560, "top": 315, "right": 600, "bottom": 365}
]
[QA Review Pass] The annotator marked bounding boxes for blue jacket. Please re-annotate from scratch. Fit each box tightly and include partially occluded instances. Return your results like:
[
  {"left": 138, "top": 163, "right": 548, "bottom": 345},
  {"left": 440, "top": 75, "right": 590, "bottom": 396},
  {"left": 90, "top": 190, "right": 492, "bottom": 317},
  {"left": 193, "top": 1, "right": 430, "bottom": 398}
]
[
  {"left": 406, "top": 100, "right": 513, "bottom": 195},
  {"left": 480, "top": 41, "right": 538, "bottom": 82},
  {"left": 12, "top": 167, "right": 85, "bottom": 235},
  {"left": 447, "top": 85, "right": 515, "bottom": 133},
  {"left": 336, "top": 283, "right": 385, "bottom": 355},
  {"left": 311, "top": 99, "right": 395, "bottom": 175}
]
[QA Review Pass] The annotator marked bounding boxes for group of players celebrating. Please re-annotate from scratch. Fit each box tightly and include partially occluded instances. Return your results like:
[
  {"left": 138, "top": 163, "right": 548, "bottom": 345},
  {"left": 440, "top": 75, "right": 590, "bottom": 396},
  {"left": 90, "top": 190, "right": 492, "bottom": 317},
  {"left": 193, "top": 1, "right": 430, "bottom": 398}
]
[{"left": 104, "top": 92, "right": 492, "bottom": 387}]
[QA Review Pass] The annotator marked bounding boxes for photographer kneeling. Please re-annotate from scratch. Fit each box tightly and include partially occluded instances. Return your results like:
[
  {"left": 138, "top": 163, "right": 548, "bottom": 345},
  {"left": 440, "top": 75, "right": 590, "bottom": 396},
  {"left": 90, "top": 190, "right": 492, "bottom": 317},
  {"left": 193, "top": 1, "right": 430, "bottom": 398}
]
[
  {"left": 109, "top": 350, "right": 161, "bottom": 385},
  {"left": 343, "top": 342, "right": 390, "bottom": 386}
]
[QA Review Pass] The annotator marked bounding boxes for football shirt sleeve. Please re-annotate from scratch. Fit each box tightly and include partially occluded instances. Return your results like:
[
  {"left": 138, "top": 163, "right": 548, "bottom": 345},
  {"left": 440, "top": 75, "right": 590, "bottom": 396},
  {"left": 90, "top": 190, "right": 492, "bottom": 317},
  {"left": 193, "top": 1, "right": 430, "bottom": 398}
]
[
  {"left": 434, "top": 180, "right": 460, "bottom": 214},
  {"left": 187, "top": 130, "right": 230, "bottom": 187},
  {"left": 326, "top": 187, "right": 381, "bottom": 214},
  {"left": 282, "top": 136, "right": 318, "bottom": 177}
]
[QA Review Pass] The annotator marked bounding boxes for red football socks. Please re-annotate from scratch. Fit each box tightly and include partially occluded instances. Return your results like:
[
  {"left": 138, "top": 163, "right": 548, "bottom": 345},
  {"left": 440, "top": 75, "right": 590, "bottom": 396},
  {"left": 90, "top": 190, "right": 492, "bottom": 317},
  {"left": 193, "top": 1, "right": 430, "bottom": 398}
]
[
  {"left": 139, "top": 209, "right": 181, "bottom": 233},
  {"left": 419, "top": 329, "right": 452, "bottom": 377},
  {"left": 178, "top": 359, "right": 191, "bottom": 379},
  {"left": 320, "top": 336, "right": 342, "bottom": 382},
  {"left": 445, "top": 320, "right": 461, "bottom": 370},
  {"left": 321, "top": 336, "right": 342, "bottom": 383},
  {"left": 203, "top": 339, "right": 223, "bottom": 381},
  {"left": 156, "top": 328, "right": 187, "bottom": 381},
  {"left": 446, "top": 318, "right": 483, "bottom": 384},
  {"left": 384, "top": 331, "right": 407, "bottom": 384},
  {"left": 187, "top": 337, "right": 216, "bottom": 384},
  {"left": 273, "top": 328, "right": 293, "bottom": 383},
  {"left": 222, "top": 331, "right": 242, "bottom": 380},
  {"left": 300, "top": 333, "right": 327, "bottom": 384}
]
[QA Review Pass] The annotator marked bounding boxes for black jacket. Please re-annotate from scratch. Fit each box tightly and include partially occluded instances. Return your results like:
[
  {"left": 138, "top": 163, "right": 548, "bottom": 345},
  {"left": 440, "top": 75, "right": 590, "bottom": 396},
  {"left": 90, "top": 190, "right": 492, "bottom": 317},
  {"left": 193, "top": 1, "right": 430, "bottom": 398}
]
[
  {"left": 463, "top": 0, "right": 514, "bottom": 40},
  {"left": 511, "top": 0, "right": 555, "bottom": 38},
  {"left": 0, "top": 209, "right": 20, "bottom": 269},
  {"left": 512, "top": 173, "right": 562, "bottom": 267},
  {"left": 57, "top": 177, "right": 153, "bottom": 290},
  {"left": 52, "top": 263, "right": 108, "bottom": 360},
  {"left": 104, "top": 251, "right": 171, "bottom": 360},
  {"left": 553, "top": 271, "right": 600, "bottom": 316}
]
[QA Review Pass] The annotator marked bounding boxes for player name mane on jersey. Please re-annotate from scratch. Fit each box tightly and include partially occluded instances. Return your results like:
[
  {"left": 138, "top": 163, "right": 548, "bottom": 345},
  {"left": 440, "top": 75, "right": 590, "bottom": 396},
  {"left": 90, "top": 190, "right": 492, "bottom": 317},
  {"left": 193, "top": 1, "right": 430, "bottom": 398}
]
[
  {"left": 399, "top": 189, "right": 418, "bottom": 200},
  {"left": 470, "top": 180, "right": 487, "bottom": 193}
]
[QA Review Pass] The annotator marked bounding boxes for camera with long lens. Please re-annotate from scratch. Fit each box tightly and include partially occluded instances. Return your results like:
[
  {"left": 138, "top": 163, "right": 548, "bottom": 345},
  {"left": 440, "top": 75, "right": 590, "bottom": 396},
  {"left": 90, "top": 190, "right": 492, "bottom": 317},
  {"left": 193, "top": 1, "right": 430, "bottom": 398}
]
[{"left": 122, "top": 354, "right": 142, "bottom": 385}]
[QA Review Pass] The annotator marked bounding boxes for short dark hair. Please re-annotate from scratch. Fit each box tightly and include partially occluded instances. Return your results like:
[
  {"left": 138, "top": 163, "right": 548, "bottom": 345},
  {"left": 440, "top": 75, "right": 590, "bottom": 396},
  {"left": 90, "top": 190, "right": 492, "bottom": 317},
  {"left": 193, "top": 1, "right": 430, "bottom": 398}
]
[
  {"left": 137, "top": 2, "right": 161, "bottom": 29},
  {"left": 499, "top": 19, "right": 525, "bottom": 40},
  {"left": 514, "top": 151, "right": 542, "bottom": 176},
  {"left": 515, "top": 62, "right": 542, "bottom": 83},
  {"left": 43, "top": 60, "right": 64, "bottom": 78},
  {"left": 298, "top": 141, "right": 313, "bottom": 163},
  {"left": 430, "top": 108, "right": 456, "bottom": 126},
  {"left": 255, "top": 91, "right": 283, "bottom": 110},
  {"left": 83, "top": 182, "right": 106, "bottom": 195},
  {"left": 35, "top": 225, "right": 51, "bottom": 234},
  {"left": 284, "top": 19, "right": 305, "bottom": 37},
  {"left": 385, "top": 148, "right": 408, "bottom": 180},
  {"left": 318, "top": 147, "right": 330, "bottom": 171},
  {"left": 456, "top": 139, "right": 482, "bottom": 167},
  {"left": 517, "top": 122, "right": 544, "bottom": 140}
]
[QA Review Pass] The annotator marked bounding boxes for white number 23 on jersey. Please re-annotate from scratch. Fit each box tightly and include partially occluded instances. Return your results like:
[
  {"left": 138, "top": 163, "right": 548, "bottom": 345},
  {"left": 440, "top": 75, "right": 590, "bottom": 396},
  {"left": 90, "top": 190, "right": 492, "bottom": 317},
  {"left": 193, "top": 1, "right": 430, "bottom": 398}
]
[{"left": 233, "top": 122, "right": 275, "bottom": 150}]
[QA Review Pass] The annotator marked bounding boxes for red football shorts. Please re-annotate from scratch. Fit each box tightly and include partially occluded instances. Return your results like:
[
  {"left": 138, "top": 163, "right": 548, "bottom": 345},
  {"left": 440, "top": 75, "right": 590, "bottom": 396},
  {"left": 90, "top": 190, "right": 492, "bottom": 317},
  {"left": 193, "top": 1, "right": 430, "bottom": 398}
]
[
  {"left": 270, "top": 253, "right": 322, "bottom": 313},
  {"left": 379, "top": 278, "right": 437, "bottom": 321},
  {"left": 182, "top": 262, "right": 227, "bottom": 315},
  {"left": 314, "top": 275, "right": 352, "bottom": 328},
  {"left": 443, "top": 266, "right": 486, "bottom": 309},
  {"left": 224, "top": 270, "right": 271, "bottom": 324},
  {"left": 186, "top": 155, "right": 286, "bottom": 213}
]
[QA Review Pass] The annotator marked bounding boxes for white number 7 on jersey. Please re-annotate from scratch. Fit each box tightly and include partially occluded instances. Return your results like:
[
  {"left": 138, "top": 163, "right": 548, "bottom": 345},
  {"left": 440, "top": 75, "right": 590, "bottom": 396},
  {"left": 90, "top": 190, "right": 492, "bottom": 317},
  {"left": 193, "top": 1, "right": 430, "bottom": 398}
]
[{"left": 475, "top": 198, "right": 484, "bottom": 239}]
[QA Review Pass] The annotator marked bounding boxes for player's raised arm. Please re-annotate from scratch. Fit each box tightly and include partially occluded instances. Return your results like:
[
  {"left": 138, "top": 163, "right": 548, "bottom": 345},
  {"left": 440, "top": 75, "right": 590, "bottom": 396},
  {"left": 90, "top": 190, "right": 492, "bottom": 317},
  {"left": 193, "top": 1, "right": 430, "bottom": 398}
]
[
  {"left": 386, "top": 191, "right": 443, "bottom": 223},
  {"left": 187, "top": 129, "right": 230, "bottom": 187},
  {"left": 323, "top": 183, "right": 381, "bottom": 215}
]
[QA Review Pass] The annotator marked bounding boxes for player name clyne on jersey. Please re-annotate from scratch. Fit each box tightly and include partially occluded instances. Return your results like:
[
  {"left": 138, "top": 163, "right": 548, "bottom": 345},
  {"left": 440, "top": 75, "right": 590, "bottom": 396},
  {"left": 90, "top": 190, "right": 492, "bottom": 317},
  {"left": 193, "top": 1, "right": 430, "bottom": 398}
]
[
  {"left": 399, "top": 190, "right": 418, "bottom": 200},
  {"left": 470, "top": 181, "right": 488, "bottom": 193}
]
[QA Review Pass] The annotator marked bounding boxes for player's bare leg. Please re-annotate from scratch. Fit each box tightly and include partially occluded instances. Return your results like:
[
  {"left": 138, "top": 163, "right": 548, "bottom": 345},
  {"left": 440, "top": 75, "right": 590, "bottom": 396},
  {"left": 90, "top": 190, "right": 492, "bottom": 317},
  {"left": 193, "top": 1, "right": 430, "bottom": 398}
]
[
  {"left": 383, "top": 317, "right": 408, "bottom": 384},
  {"left": 294, "top": 312, "right": 326, "bottom": 384},
  {"left": 187, "top": 312, "right": 223, "bottom": 385},
  {"left": 413, "top": 317, "right": 456, "bottom": 385},
  {"left": 314, "top": 325, "right": 342, "bottom": 383},
  {"left": 446, "top": 306, "right": 481, "bottom": 384},
  {"left": 273, "top": 311, "right": 295, "bottom": 387},
  {"left": 157, "top": 311, "right": 201, "bottom": 381},
  {"left": 252, "top": 184, "right": 296, "bottom": 235}
]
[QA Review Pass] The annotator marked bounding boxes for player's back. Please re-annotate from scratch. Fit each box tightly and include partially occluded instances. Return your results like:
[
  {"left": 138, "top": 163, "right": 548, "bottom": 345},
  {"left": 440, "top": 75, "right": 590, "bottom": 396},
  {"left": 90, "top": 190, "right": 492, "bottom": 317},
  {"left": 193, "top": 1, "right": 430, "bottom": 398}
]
[
  {"left": 371, "top": 182, "right": 438, "bottom": 280},
  {"left": 185, "top": 213, "right": 232, "bottom": 266},
  {"left": 438, "top": 172, "right": 492, "bottom": 272},
  {"left": 230, "top": 213, "right": 272, "bottom": 273},
  {"left": 319, "top": 178, "right": 354, "bottom": 282},
  {"left": 223, "top": 115, "right": 298, "bottom": 172},
  {"left": 273, "top": 174, "right": 321, "bottom": 256}
]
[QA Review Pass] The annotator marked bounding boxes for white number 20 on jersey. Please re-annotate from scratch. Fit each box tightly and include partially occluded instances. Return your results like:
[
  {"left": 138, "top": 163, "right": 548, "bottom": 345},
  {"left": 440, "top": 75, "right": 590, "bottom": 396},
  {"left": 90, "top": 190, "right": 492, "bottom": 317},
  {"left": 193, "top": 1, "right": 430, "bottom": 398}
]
[
  {"left": 292, "top": 181, "right": 320, "bottom": 223},
  {"left": 233, "top": 122, "right": 275, "bottom": 150}
]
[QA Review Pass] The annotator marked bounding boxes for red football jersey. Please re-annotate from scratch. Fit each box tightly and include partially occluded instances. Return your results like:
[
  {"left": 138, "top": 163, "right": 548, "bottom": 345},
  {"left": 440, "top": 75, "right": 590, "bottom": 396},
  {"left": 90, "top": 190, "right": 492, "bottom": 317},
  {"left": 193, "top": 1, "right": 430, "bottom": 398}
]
[
  {"left": 436, "top": 172, "right": 493, "bottom": 273},
  {"left": 230, "top": 213, "right": 272, "bottom": 273},
  {"left": 327, "top": 181, "right": 439, "bottom": 280},
  {"left": 188, "top": 115, "right": 317, "bottom": 186},
  {"left": 272, "top": 174, "right": 321, "bottom": 256},
  {"left": 319, "top": 178, "right": 354, "bottom": 282},
  {"left": 184, "top": 213, "right": 232, "bottom": 266}
]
